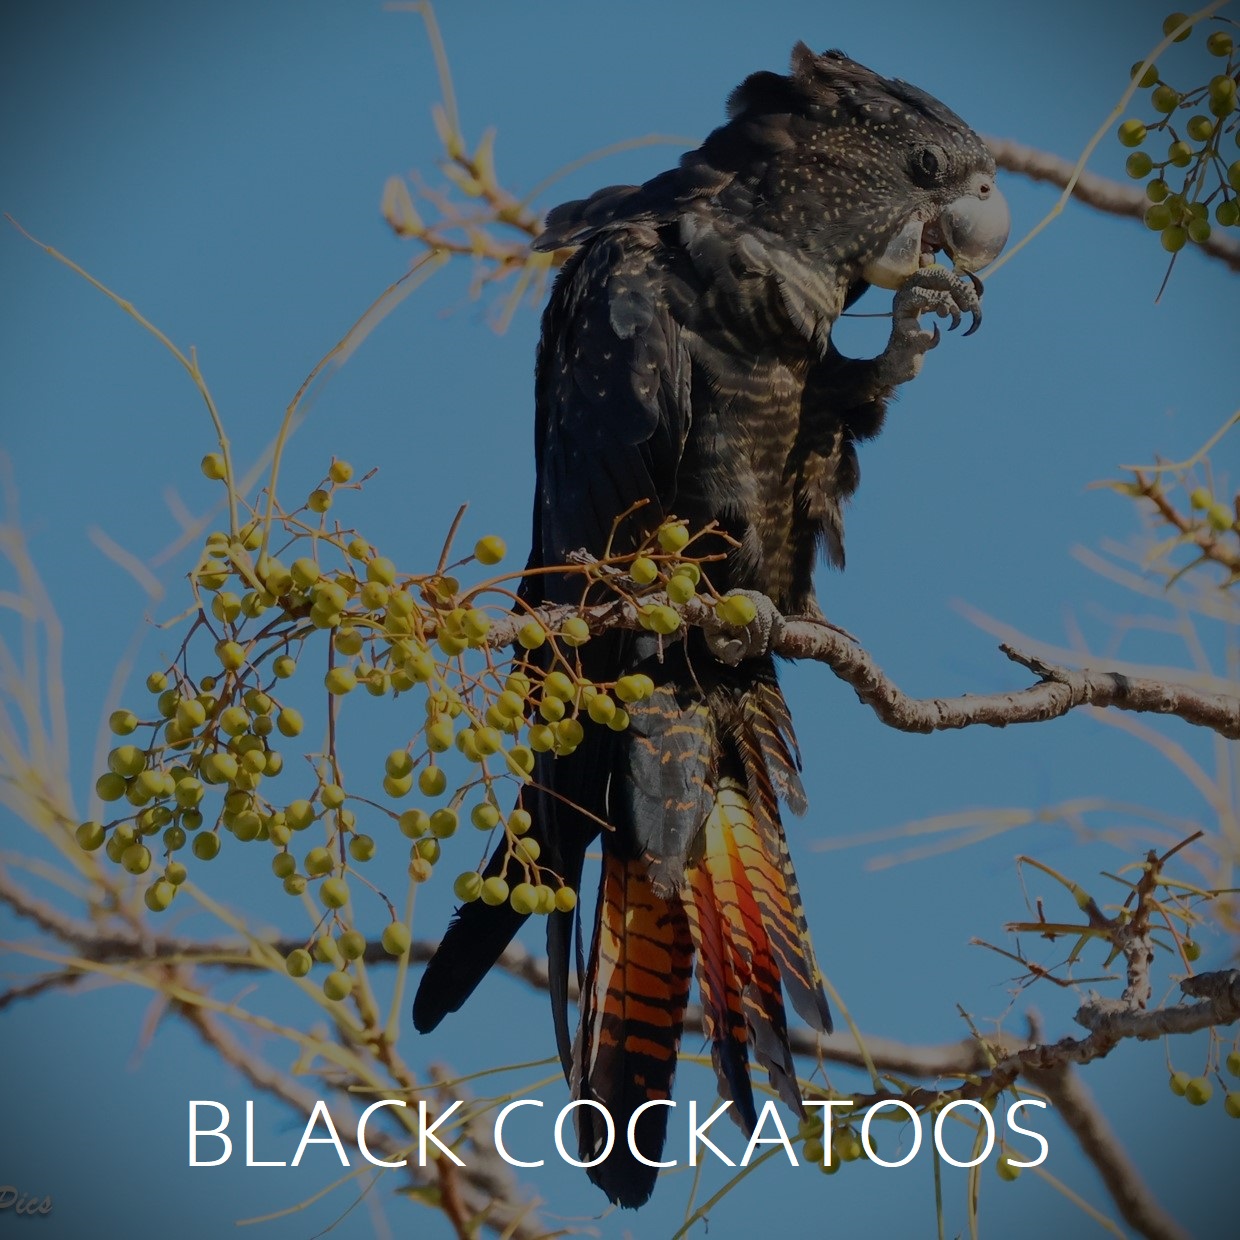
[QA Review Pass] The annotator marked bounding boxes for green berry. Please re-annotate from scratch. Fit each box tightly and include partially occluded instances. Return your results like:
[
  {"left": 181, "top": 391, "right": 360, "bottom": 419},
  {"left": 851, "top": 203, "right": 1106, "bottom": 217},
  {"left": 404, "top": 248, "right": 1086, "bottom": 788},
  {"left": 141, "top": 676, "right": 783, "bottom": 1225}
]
[
  {"left": 418, "top": 766, "right": 447, "bottom": 797},
  {"left": 328, "top": 459, "right": 354, "bottom": 483},
  {"left": 1216, "top": 200, "right": 1240, "bottom": 227},
  {"left": 1186, "top": 115, "right": 1214, "bottom": 143},
  {"left": 614, "top": 673, "right": 655, "bottom": 703},
  {"left": 144, "top": 880, "right": 175, "bottom": 912},
  {"left": 348, "top": 833, "right": 376, "bottom": 862},
  {"left": 76, "top": 820, "right": 105, "bottom": 850},
  {"left": 1167, "top": 141, "right": 1193, "bottom": 168},
  {"left": 272, "top": 655, "right": 297, "bottom": 679},
  {"left": 121, "top": 843, "right": 152, "bottom": 875},
  {"left": 381, "top": 923, "right": 412, "bottom": 956},
  {"left": 282, "top": 874, "right": 307, "bottom": 896},
  {"left": 385, "top": 750, "right": 414, "bottom": 778},
  {"left": 398, "top": 809, "right": 429, "bottom": 838},
  {"left": 1207, "top": 502, "right": 1234, "bottom": 531},
  {"left": 322, "top": 971, "right": 353, "bottom": 1001},
  {"left": 1152, "top": 85, "right": 1181, "bottom": 114},
  {"left": 1185, "top": 1077, "right": 1212, "bottom": 1106},
  {"left": 95, "top": 772, "right": 126, "bottom": 801},
  {"left": 716, "top": 593, "right": 758, "bottom": 626},
  {"left": 320, "top": 877, "right": 349, "bottom": 909},
  {"left": 1225, "top": 1092, "right": 1240, "bottom": 1119},
  {"left": 1162, "top": 13, "right": 1192, "bottom": 42},
  {"left": 630, "top": 556, "right": 659, "bottom": 585},
  {"left": 471, "top": 802, "right": 501, "bottom": 831},
  {"left": 1226, "top": 1051, "right": 1240, "bottom": 1078},
  {"left": 481, "top": 876, "right": 510, "bottom": 906},
  {"left": 338, "top": 930, "right": 366, "bottom": 960},
  {"left": 1129, "top": 62, "right": 1159, "bottom": 90},
  {"left": 429, "top": 808, "right": 459, "bottom": 838},
  {"left": 192, "top": 832, "right": 221, "bottom": 861},
  {"left": 1207, "top": 31, "right": 1234, "bottom": 56},
  {"left": 996, "top": 1158, "right": 1021, "bottom": 1182},
  {"left": 516, "top": 621, "right": 546, "bottom": 650},
  {"left": 366, "top": 556, "right": 397, "bottom": 586},
  {"left": 560, "top": 616, "right": 591, "bottom": 646},
  {"left": 271, "top": 852, "right": 297, "bottom": 879},
  {"left": 667, "top": 573, "right": 697, "bottom": 603},
  {"left": 285, "top": 948, "right": 313, "bottom": 977},
  {"left": 109, "top": 710, "right": 139, "bottom": 735},
  {"left": 200, "top": 453, "right": 227, "bottom": 481},
  {"left": 453, "top": 871, "right": 483, "bottom": 902},
  {"left": 474, "top": 535, "right": 506, "bottom": 565},
  {"left": 307, "top": 489, "right": 332, "bottom": 514},
  {"left": 554, "top": 886, "right": 577, "bottom": 913},
  {"left": 657, "top": 522, "right": 690, "bottom": 553},
  {"left": 1118, "top": 119, "right": 1147, "bottom": 148},
  {"left": 1169, "top": 1070, "right": 1190, "bottom": 1096},
  {"left": 1161, "top": 224, "right": 1187, "bottom": 252},
  {"left": 510, "top": 882, "right": 539, "bottom": 914},
  {"left": 324, "top": 667, "right": 356, "bottom": 695},
  {"left": 305, "top": 847, "right": 333, "bottom": 877},
  {"left": 108, "top": 744, "right": 147, "bottom": 778},
  {"left": 587, "top": 693, "right": 617, "bottom": 724}
]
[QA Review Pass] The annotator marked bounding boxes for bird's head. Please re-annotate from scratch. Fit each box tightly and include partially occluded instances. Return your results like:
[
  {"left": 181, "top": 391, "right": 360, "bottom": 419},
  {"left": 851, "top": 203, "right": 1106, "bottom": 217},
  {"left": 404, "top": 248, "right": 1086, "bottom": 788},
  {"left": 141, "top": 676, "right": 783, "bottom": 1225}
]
[{"left": 714, "top": 43, "right": 1010, "bottom": 288}]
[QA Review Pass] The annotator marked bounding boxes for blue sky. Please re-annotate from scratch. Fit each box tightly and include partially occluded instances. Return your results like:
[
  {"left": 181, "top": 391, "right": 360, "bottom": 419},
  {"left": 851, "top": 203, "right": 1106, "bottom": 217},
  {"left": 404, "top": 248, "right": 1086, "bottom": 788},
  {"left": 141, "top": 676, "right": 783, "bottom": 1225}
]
[{"left": 2, "top": 1, "right": 1237, "bottom": 1237}]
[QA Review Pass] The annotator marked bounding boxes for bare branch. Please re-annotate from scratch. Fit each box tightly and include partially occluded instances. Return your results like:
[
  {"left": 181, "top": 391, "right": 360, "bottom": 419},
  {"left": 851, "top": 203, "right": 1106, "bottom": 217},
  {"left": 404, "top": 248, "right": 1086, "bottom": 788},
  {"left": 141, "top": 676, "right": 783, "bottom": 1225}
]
[
  {"left": 984, "top": 135, "right": 1240, "bottom": 273},
  {"left": 483, "top": 594, "right": 1240, "bottom": 738},
  {"left": 1025, "top": 1065, "right": 1188, "bottom": 1240}
]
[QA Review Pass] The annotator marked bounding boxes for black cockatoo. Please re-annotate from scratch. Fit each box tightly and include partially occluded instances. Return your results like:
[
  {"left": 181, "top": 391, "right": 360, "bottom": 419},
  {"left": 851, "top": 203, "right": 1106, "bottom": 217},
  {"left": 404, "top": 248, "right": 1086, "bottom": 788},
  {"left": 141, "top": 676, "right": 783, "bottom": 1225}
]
[{"left": 413, "top": 43, "right": 1009, "bottom": 1207}]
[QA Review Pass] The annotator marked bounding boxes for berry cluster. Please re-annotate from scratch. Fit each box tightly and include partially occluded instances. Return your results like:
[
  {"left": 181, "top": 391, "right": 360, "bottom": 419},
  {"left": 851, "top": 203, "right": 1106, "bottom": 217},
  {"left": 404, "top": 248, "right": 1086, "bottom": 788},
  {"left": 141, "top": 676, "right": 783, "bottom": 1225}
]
[
  {"left": 76, "top": 460, "right": 752, "bottom": 998},
  {"left": 1169, "top": 1047, "right": 1240, "bottom": 1118},
  {"left": 1117, "top": 13, "right": 1239, "bottom": 253}
]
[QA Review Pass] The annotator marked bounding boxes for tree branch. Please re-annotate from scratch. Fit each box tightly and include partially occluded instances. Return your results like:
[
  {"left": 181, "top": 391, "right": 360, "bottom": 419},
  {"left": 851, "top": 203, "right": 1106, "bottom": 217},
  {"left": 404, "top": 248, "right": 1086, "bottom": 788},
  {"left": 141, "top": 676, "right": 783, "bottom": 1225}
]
[
  {"left": 483, "top": 594, "right": 1240, "bottom": 738},
  {"left": 984, "top": 135, "right": 1240, "bottom": 273}
]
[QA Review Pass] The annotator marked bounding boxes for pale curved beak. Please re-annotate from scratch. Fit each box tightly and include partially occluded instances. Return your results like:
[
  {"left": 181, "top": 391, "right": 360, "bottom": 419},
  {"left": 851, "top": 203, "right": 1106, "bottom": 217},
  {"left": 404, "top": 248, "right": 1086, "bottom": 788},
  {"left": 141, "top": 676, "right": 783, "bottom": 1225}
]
[{"left": 940, "top": 173, "right": 1010, "bottom": 272}]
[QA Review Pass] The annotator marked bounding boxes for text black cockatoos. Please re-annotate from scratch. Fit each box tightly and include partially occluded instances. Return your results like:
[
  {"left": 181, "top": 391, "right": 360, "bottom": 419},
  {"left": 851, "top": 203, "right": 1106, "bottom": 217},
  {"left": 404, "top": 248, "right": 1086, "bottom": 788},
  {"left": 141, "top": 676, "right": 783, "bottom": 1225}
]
[{"left": 413, "top": 43, "right": 1009, "bottom": 1207}]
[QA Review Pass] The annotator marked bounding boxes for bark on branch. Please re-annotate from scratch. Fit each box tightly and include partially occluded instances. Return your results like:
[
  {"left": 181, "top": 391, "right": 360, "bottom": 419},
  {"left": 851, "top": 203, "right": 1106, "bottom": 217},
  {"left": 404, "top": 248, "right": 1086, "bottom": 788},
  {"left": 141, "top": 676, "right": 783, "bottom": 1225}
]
[{"left": 483, "top": 594, "right": 1240, "bottom": 738}]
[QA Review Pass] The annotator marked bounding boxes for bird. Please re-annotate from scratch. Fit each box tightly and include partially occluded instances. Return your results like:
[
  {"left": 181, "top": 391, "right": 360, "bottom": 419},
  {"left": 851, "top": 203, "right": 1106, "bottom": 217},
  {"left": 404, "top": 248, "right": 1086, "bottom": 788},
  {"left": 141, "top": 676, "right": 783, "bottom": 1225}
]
[{"left": 412, "top": 42, "right": 1009, "bottom": 1207}]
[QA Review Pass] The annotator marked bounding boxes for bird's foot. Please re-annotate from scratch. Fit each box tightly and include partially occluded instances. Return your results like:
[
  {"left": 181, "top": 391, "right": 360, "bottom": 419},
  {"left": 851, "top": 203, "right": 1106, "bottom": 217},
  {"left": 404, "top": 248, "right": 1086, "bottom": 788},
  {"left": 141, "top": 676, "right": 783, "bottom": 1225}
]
[
  {"left": 707, "top": 590, "right": 784, "bottom": 665},
  {"left": 876, "top": 267, "right": 984, "bottom": 386}
]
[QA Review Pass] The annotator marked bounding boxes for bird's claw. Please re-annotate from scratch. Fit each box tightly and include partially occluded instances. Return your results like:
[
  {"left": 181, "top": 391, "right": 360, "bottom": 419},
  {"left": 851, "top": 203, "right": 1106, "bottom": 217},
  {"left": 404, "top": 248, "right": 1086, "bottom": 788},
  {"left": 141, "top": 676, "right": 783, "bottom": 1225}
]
[
  {"left": 874, "top": 266, "right": 984, "bottom": 386},
  {"left": 706, "top": 590, "right": 783, "bottom": 665}
]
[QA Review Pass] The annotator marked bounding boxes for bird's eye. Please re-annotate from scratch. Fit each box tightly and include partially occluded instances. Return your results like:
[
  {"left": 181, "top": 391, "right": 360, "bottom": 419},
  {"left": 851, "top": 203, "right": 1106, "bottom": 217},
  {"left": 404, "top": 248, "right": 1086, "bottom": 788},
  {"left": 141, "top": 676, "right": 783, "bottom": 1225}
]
[{"left": 912, "top": 145, "right": 946, "bottom": 184}]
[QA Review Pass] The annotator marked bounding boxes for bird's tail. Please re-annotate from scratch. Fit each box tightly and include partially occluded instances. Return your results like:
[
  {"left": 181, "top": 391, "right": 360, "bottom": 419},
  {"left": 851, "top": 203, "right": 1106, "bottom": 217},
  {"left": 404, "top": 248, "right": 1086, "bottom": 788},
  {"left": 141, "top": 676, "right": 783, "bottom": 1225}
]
[{"left": 574, "top": 660, "right": 831, "bottom": 1207}]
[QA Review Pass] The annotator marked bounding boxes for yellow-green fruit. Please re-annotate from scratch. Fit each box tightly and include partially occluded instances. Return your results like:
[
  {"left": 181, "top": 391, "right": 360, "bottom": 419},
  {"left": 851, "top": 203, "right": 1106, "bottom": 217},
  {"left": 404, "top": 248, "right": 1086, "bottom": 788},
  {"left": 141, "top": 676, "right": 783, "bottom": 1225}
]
[
  {"left": 348, "top": 833, "right": 376, "bottom": 863},
  {"left": 271, "top": 852, "right": 297, "bottom": 879},
  {"left": 667, "top": 573, "right": 697, "bottom": 604},
  {"left": 1129, "top": 62, "right": 1159, "bottom": 89},
  {"left": 1185, "top": 1077, "right": 1212, "bottom": 1106},
  {"left": 538, "top": 694, "right": 566, "bottom": 722},
  {"left": 515, "top": 837, "right": 541, "bottom": 863},
  {"left": 325, "top": 667, "right": 357, "bottom": 696},
  {"left": 1183, "top": 938, "right": 1201, "bottom": 962},
  {"left": 381, "top": 923, "right": 411, "bottom": 956},
  {"left": 307, "top": 489, "right": 332, "bottom": 514},
  {"left": 272, "top": 655, "right": 297, "bottom": 679},
  {"left": 630, "top": 556, "right": 659, "bottom": 585},
  {"left": 164, "top": 860, "right": 188, "bottom": 885},
  {"left": 305, "top": 847, "right": 333, "bottom": 877},
  {"left": 426, "top": 719, "right": 454, "bottom": 752},
  {"left": 614, "top": 673, "right": 655, "bottom": 703},
  {"left": 657, "top": 522, "right": 690, "bottom": 552},
  {"left": 313, "top": 937, "right": 343, "bottom": 966},
  {"left": 320, "top": 782, "right": 346, "bottom": 808},
  {"left": 334, "top": 627, "right": 364, "bottom": 656},
  {"left": 95, "top": 772, "right": 127, "bottom": 801},
  {"left": 215, "top": 640, "right": 246, "bottom": 671},
  {"left": 1227, "top": 1051, "right": 1240, "bottom": 1078},
  {"left": 474, "top": 535, "right": 506, "bottom": 565},
  {"left": 453, "top": 871, "right": 484, "bottom": 902},
  {"left": 554, "top": 886, "right": 577, "bottom": 913},
  {"left": 201, "top": 752, "right": 239, "bottom": 784},
  {"left": 76, "top": 820, "right": 105, "bottom": 851},
  {"left": 1162, "top": 12, "right": 1192, "bottom": 40},
  {"left": 429, "top": 808, "right": 459, "bottom": 838},
  {"left": 481, "top": 876, "right": 510, "bottom": 906},
  {"left": 276, "top": 708, "right": 304, "bottom": 738},
  {"left": 461, "top": 802, "right": 495, "bottom": 833},
  {"left": 329, "top": 459, "right": 353, "bottom": 483},
  {"left": 997, "top": 1159, "right": 1020, "bottom": 1182},
  {"left": 366, "top": 556, "right": 397, "bottom": 586},
  {"left": 320, "top": 877, "right": 350, "bottom": 909},
  {"left": 322, "top": 971, "right": 353, "bottom": 1001},
  {"left": 219, "top": 706, "right": 250, "bottom": 737},
  {"left": 475, "top": 726, "right": 503, "bottom": 755},
  {"left": 338, "top": 930, "right": 367, "bottom": 960},
  {"left": 109, "top": 710, "right": 139, "bottom": 736},
  {"left": 587, "top": 693, "right": 617, "bottom": 724},
  {"left": 508, "top": 808, "right": 532, "bottom": 836},
  {"left": 385, "top": 749, "right": 414, "bottom": 778},
  {"left": 516, "top": 621, "right": 546, "bottom": 650},
  {"left": 561, "top": 616, "right": 591, "bottom": 646},
  {"left": 201, "top": 452, "right": 227, "bottom": 481},
  {"left": 282, "top": 874, "right": 306, "bottom": 896},
  {"left": 407, "top": 856, "right": 434, "bottom": 882},
  {"left": 1225, "top": 1092, "right": 1240, "bottom": 1119},
  {"left": 192, "top": 832, "right": 221, "bottom": 861},
  {"left": 108, "top": 745, "right": 147, "bottom": 778},
  {"left": 121, "top": 843, "right": 152, "bottom": 875},
  {"left": 1169, "top": 1071, "right": 1190, "bottom": 1096},
  {"left": 639, "top": 603, "right": 680, "bottom": 634},
  {"left": 1207, "top": 503, "right": 1234, "bottom": 531},
  {"left": 506, "top": 745, "right": 535, "bottom": 775},
  {"left": 144, "top": 880, "right": 175, "bottom": 912},
  {"left": 1118, "top": 119, "right": 1147, "bottom": 149},
  {"left": 285, "top": 800, "right": 315, "bottom": 830},
  {"left": 398, "top": 809, "right": 430, "bottom": 838},
  {"left": 544, "top": 671, "right": 574, "bottom": 700},
  {"left": 285, "top": 948, "right": 313, "bottom": 977},
  {"left": 529, "top": 723, "right": 555, "bottom": 752},
  {"left": 510, "top": 882, "right": 539, "bottom": 914},
  {"left": 418, "top": 766, "right": 447, "bottom": 797},
  {"left": 146, "top": 671, "right": 169, "bottom": 693}
]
